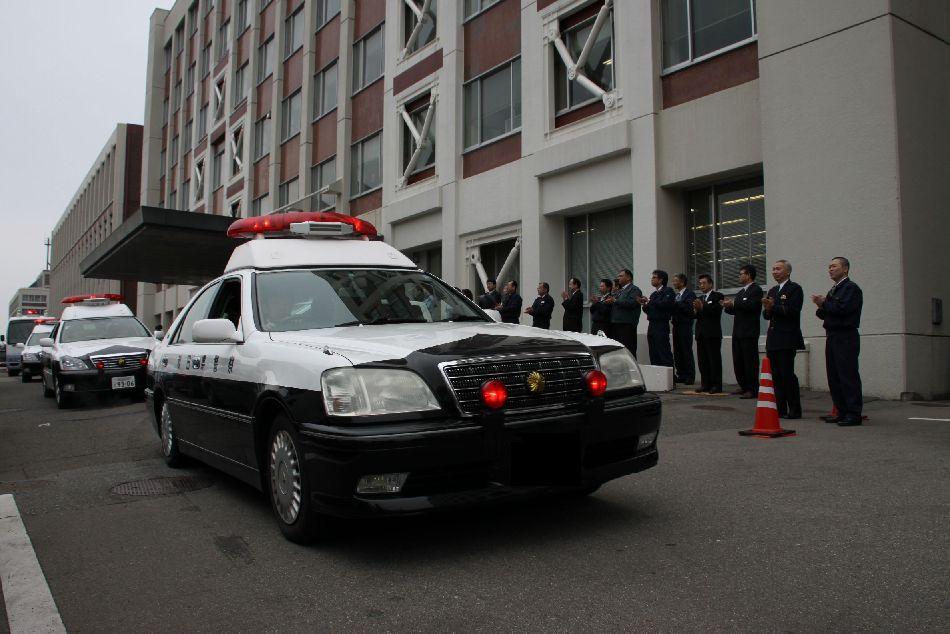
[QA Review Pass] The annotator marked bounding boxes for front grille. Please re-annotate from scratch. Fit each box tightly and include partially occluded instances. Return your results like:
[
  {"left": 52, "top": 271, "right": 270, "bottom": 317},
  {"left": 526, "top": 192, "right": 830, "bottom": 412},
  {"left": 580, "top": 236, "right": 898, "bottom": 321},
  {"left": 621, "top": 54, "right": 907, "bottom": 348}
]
[
  {"left": 89, "top": 352, "right": 147, "bottom": 370},
  {"left": 442, "top": 354, "right": 596, "bottom": 415}
]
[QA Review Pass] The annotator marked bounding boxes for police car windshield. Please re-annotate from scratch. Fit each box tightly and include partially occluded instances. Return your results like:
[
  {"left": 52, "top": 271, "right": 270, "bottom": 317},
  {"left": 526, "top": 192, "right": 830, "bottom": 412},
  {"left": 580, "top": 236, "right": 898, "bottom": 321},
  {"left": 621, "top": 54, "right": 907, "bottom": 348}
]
[
  {"left": 255, "top": 269, "right": 488, "bottom": 331},
  {"left": 60, "top": 317, "right": 150, "bottom": 343}
]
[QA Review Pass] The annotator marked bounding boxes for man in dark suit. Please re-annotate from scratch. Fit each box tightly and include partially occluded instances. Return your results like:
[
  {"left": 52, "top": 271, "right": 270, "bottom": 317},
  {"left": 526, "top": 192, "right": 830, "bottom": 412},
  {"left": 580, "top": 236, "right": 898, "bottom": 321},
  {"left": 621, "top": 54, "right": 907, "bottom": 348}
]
[
  {"left": 639, "top": 269, "right": 676, "bottom": 367},
  {"left": 525, "top": 282, "right": 555, "bottom": 329},
  {"left": 478, "top": 279, "right": 502, "bottom": 309},
  {"left": 692, "top": 274, "right": 723, "bottom": 393},
  {"left": 497, "top": 280, "right": 523, "bottom": 324},
  {"left": 589, "top": 279, "right": 613, "bottom": 336},
  {"left": 605, "top": 268, "right": 642, "bottom": 357},
  {"left": 813, "top": 257, "right": 864, "bottom": 426},
  {"left": 763, "top": 260, "right": 805, "bottom": 419},
  {"left": 671, "top": 273, "right": 696, "bottom": 385},
  {"left": 560, "top": 277, "right": 584, "bottom": 332},
  {"left": 722, "top": 264, "right": 764, "bottom": 399}
]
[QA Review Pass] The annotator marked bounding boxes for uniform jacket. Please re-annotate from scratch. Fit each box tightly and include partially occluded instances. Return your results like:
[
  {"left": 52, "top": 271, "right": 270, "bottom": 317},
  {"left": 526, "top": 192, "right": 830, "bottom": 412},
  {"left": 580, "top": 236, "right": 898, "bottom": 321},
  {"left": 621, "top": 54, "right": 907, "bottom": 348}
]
[
  {"left": 644, "top": 286, "right": 676, "bottom": 325},
  {"left": 530, "top": 294, "right": 555, "bottom": 329},
  {"left": 589, "top": 293, "right": 613, "bottom": 324},
  {"left": 816, "top": 278, "right": 863, "bottom": 331},
  {"left": 694, "top": 290, "right": 724, "bottom": 339},
  {"left": 672, "top": 288, "right": 697, "bottom": 326},
  {"left": 724, "top": 284, "right": 764, "bottom": 338},
  {"left": 481, "top": 288, "right": 502, "bottom": 307},
  {"left": 498, "top": 292, "right": 523, "bottom": 324},
  {"left": 561, "top": 290, "right": 584, "bottom": 330},
  {"left": 764, "top": 281, "right": 805, "bottom": 351},
  {"left": 610, "top": 284, "right": 643, "bottom": 325}
]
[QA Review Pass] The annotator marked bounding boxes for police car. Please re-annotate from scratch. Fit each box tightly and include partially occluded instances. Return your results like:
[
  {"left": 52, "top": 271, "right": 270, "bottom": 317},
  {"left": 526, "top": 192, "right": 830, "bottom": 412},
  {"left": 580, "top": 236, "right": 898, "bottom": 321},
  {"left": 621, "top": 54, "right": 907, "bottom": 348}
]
[
  {"left": 19, "top": 319, "right": 57, "bottom": 383},
  {"left": 146, "top": 211, "right": 661, "bottom": 543},
  {"left": 4, "top": 314, "right": 47, "bottom": 377},
  {"left": 39, "top": 295, "right": 157, "bottom": 408}
]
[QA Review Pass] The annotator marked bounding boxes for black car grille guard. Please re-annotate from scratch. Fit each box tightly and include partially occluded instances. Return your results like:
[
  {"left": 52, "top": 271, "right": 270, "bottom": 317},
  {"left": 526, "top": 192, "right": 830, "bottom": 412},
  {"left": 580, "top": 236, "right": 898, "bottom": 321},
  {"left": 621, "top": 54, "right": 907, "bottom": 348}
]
[{"left": 88, "top": 351, "right": 148, "bottom": 370}]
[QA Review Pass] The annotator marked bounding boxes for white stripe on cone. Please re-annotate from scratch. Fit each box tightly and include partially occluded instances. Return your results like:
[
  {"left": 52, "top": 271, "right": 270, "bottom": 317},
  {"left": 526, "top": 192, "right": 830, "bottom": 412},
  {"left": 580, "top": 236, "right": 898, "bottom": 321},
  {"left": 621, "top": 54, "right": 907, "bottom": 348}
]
[
  {"left": 758, "top": 386, "right": 775, "bottom": 394},
  {"left": 760, "top": 373, "right": 773, "bottom": 380},
  {"left": 757, "top": 401, "right": 778, "bottom": 410}
]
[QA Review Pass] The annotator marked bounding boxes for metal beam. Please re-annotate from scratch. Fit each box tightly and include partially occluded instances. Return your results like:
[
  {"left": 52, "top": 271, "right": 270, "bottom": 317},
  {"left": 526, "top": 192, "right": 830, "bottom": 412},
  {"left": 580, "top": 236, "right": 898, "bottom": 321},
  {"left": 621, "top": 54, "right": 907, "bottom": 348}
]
[
  {"left": 399, "top": 94, "right": 436, "bottom": 187},
  {"left": 400, "top": 0, "right": 432, "bottom": 59}
]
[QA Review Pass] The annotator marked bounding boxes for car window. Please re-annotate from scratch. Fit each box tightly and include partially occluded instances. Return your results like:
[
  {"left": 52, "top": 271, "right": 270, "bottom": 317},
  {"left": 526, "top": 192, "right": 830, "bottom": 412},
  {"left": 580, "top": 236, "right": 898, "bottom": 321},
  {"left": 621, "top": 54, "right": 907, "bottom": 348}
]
[
  {"left": 208, "top": 278, "right": 242, "bottom": 328},
  {"left": 173, "top": 282, "right": 221, "bottom": 344},
  {"left": 59, "top": 317, "right": 151, "bottom": 343},
  {"left": 26, "top": 329, "right": 52, "bottom": 346},
  {"left": 7, "top": 321, "right": 35, "bottom": 345}
]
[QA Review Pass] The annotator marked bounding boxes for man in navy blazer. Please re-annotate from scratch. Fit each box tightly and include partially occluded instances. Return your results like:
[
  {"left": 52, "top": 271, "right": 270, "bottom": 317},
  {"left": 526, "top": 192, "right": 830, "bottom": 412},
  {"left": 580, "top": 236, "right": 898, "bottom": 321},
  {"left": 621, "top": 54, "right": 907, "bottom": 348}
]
[
  {"left": 497, "top": 280, "right": 523, "bottom": 324},
  {"left": 763, "top": 260, "right": 805, "bottom": 419},
  {"left": 525, "top": 282, "right": 555, "bottom": 329},
  {"left": 671, "top": 273, "right": 696, "bottom": 384},
  {"left": 639, "top": 269, "right": 676, "bottom": 367},
  {"left": 813, "top": 257, "right": 864, "bottom": 426},
  {"left": 605, "top": 268, "right": 642, "bottom": 357},
  {"left": 693, "top": 274, "right": 724, "bottom": 393},
  {"left": 722, "top": 263, "right": 764, "bottom": 398},
  {"left": 560, "top": 277, "right": 584, "bottom": 332}
]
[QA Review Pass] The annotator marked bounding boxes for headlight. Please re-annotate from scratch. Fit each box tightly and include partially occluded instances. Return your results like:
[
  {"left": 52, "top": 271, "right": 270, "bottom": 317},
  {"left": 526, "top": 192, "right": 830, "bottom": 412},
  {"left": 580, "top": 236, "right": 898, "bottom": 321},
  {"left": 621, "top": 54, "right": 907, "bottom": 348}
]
[
  {"left": 321, "top": 368, "right": 441, "bottom": 416},
  {"left": 59, "top": 356, "right": 88, "bottom": 371},
  {"left": 22, "top": 353, "right": 38, "bottom": 362},
  {"left": 597, "top": 348, "right": 644, "bottom": 392}
]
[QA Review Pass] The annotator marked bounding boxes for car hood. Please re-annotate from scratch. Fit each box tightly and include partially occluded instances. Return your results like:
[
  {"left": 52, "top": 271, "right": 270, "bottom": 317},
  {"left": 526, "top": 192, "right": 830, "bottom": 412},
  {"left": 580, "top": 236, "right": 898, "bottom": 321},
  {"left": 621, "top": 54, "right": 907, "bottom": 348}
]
[
  {"left": 58, "top": 337, "right": 156, "bottom": 358},
  {"left": 268, "top": 321, "right": 620, "bottom": 365}
]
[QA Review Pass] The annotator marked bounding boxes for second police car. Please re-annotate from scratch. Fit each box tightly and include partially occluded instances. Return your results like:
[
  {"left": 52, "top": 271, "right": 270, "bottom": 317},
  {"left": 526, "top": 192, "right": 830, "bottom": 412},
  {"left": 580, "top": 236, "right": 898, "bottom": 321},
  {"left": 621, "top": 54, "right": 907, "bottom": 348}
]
[
  {"left": 19, "top": 319, "right": 57, "bottom": 382},
  {"left": 147, "top": 212, "right": 662, "bottom": 543}
]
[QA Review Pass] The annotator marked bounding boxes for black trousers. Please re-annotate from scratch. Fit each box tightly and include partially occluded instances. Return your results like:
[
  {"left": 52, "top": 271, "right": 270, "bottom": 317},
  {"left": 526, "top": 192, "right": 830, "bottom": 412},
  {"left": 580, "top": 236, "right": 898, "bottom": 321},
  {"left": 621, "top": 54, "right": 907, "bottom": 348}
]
[
  {"left": 611, "top": 323, "right": 637, "bottom": 358},
  {"left": 647, "top": 322, "right": 674, "bottom": 367},
  {"left": 696, "top": 336, "right": 722, "bottom": 390},
  {"left": 826, "top": 330, "right": 862, "bottom": 417},
  {"left": 732, "top": 337, "right": 760, "bottom": 393},
  {"left": 672, "top": 323, "right": 695, "bottom": 382},
  {"left": 767, "top": 348, "right": 801, "bottom": 416}
]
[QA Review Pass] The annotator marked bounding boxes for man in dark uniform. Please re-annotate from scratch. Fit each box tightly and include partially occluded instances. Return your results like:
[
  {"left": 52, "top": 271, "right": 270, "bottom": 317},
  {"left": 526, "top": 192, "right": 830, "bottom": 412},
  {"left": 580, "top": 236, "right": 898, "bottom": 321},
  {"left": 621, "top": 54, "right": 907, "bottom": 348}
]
[
  {"left": 560, "top": 277, "right": 584, "bottom": 332},
  {"left": 497, "top": 280, "right": 523, "bottom": 324},
  {"left": 589, "top": 279, "right": 613, "bottom": 336},
  {"left": 722, "top": 264, "right": 764, "bottom": 399},
  {"left": 763, "top": 259, "right": 805, "bottom": 419},
  {"left": 671, "top": 273, "right": 696, "bottom": 385},
  {"left": 639, "top": 269, "right": 676, "bottom": 367},
  {"left": 480, "top": 279, "right": 502, "bottom": 307},
  {"left": 813, "top": 257, "right": 864, "bottom": 426},
  {"left": 525, "top": 282, "right": 555, "bottom": 329},
  {"left": 605, "top": 268, "right": 642, "bottom": 357},
  {"left": 692, "top": 274, "right": 723, "bottom": 393}
]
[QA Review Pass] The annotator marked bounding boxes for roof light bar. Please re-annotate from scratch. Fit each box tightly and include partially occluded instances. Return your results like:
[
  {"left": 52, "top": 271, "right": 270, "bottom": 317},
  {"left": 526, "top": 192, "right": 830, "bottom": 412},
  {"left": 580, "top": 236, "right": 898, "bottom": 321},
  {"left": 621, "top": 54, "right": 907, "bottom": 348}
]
[
  {"left": 226, "top": 211, "right": 378, "bottom": 239},
  {"left": 61, "top": 294, "right": 124, "bottom": 304}
]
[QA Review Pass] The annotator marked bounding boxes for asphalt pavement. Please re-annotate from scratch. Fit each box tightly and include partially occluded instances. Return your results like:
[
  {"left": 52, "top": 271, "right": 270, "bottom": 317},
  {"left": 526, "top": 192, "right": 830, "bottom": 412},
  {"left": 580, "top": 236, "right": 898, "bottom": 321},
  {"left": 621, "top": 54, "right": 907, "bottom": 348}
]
[{"left": 0, "top": 374, "right": 948, "bottom": 632}]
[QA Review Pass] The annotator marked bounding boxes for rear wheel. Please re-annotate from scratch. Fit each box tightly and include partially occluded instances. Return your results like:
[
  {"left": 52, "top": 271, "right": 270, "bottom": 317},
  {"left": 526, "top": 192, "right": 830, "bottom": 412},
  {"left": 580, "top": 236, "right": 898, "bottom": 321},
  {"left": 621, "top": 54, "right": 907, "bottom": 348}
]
[
  {"left": 267, "top": 413, "right": 327, "bottom": 544},
  {"left": 160, "top": 401, "right": 183, "bottom": 467},
  {"left": 20, "top": 372, "right": 31, "bottom": 383}
]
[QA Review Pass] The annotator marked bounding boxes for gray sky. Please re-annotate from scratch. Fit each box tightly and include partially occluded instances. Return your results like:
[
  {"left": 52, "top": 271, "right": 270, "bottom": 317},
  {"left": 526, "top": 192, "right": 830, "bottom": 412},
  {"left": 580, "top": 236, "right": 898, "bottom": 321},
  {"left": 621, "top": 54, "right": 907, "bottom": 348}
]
[{"left": 0, "top": 0, "right": 173, "bottom": 337}]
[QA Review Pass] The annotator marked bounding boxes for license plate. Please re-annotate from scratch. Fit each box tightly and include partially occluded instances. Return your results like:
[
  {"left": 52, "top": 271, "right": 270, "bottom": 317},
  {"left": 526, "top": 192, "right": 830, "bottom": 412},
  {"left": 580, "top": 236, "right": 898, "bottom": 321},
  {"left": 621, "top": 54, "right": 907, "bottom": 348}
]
[{"left": 112, "top": 376, "right": 136, "bottom": 390}]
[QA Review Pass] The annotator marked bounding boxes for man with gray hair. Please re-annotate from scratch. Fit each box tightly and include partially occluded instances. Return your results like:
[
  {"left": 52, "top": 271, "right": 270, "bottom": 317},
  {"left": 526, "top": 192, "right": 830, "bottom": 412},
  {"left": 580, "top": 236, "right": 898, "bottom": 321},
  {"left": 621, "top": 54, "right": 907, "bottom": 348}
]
[{"left": 762, "top": 259, "right": 804, "bottom": 419}]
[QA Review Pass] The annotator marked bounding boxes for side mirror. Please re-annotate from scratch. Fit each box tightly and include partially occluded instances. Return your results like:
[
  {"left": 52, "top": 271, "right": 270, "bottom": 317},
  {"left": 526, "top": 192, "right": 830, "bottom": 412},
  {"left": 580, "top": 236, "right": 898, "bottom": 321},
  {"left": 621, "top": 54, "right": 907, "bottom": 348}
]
[
  {"left": 15, "top": 342, "right": 25, "bottom": 348},
  {"left": 193, "top": 319, "right": 243, "bottom": 344},
  {"left": 39, "top": 338, "right": 54, "bottom": 348},
  {"left": 154, "top": 330, "right": 165, "bottom": 340},
  {"left": 0, "top": 335, "right": 5, "bottom": 342},
  {"left": 484, "top": 309, "right": 503, "bottom": 323}
]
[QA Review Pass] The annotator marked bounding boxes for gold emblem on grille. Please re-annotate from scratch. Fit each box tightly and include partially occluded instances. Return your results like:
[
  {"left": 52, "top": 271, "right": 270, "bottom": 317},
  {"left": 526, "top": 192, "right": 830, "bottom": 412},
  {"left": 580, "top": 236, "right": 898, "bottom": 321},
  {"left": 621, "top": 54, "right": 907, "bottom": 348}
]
[
  {"left": 118, "top": 358, "right": 126, "bottom": 367},
  {"left": 526, "top": 371, "right": 546, "bottom": 394}
]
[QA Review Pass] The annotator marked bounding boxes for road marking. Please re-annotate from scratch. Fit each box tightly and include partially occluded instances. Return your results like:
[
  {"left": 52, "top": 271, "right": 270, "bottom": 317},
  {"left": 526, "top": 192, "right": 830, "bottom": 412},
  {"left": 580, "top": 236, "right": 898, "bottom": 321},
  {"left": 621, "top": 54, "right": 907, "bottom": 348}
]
[
  {"left": 0, "top": 494, "right": 66, "bottom": 633},
  {"left": 908, "top": 417, "right": 950, "bottom": 422}
]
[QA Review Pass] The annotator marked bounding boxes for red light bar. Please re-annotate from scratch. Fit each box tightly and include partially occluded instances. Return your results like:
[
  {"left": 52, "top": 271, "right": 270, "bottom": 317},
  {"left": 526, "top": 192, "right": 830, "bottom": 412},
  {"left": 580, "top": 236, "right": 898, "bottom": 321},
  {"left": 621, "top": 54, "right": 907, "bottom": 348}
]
[
  {"left": 226, "top": 211, "right": 378, "bottom": 239},
  {"left": 34, "top": 318, "right": 57, "bottom": 324},
  {"left": 61, "top": 294, "right": 123, "bottom": 304}
]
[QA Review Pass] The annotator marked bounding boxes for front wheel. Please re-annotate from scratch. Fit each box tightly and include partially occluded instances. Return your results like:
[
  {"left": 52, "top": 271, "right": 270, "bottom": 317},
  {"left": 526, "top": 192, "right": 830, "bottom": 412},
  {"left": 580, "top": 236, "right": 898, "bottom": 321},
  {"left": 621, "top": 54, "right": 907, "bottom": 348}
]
[
  {"left": 7, "top": 369, "right": 19, "bottom": 378},
  {"left": 266, "top": 414, "right": 327, "bottom": 544},
  {"left": 21, "top": 372, "right": 31, "bottom": 383},
  {"left": 160, "top": 401, "right": 183, "bottom": 467},
  {"left": 54, "top": 374, "right": 72, "bottom": 409}
]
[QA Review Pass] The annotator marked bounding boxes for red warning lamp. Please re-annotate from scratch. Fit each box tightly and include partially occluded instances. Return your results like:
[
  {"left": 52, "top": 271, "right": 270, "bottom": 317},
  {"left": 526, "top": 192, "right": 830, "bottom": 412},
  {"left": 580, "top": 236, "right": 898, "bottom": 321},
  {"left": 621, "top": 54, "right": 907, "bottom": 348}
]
[
  {"left": 95, "top": 361, "right": 105, "bottom": 370},
  {"left": 227, "top": 211, "right": 378, "bottom": 239},
  {"left": 62, "top": 294, "right": 123, "bottom": 304},
  {"left": 139, "top": 358, "right": 148, "bottom": 366},
  {"left": 479, "top": 380, "right": 508, "bottom": 410},
  {"left": 585, "top": 370, "right": 608, "bottom": 397}
]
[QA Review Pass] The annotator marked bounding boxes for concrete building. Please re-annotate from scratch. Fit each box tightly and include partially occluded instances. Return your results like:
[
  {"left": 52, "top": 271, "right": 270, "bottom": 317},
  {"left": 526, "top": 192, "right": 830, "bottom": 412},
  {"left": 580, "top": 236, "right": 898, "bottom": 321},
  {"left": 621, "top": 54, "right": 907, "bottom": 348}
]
[
  {"left": 49, "top": 124, "right": 143, "bottom": 317},
  {"left": 132, "top": 0, "right": 948, "bottom": 399},
  {"left": 7, "top": 271, "right": 50, "bottom": 317}
]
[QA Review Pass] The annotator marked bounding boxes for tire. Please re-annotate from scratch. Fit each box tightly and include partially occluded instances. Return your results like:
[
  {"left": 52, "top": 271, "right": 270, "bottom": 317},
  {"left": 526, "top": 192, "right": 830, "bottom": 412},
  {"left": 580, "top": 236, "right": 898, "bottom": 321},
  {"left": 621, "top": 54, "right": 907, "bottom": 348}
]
[
  {"left": 42, "top": 374, "right": 54, "bottom": 398},
  {"left": 54, "top": 374, "right": 72, "bottom": 409},
  {"left": 159, "top": 401, "right": 184, "bottom": 467},
  {"left": 266, "top": 413, "right": 326, "bottom": 544},
  {"left": 7, "top": 369, "right": 19, "bottom": 377},
  {"left": 21, "top": 372, "right": 31, "bottom": 383}
]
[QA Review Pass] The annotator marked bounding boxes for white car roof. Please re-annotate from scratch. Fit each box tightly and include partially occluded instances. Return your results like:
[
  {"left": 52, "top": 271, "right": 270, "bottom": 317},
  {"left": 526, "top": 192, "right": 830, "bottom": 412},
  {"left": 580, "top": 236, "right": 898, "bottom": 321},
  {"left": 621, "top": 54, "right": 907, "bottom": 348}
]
[
  {"left": 29, "top": 324, "right": 54, "bottom": 335},
  {"left": 60, "top": 303, "right": 134, "bottom": 321},
  {"left": 224, "top": 237, "right": 417, "bottom": 273}
]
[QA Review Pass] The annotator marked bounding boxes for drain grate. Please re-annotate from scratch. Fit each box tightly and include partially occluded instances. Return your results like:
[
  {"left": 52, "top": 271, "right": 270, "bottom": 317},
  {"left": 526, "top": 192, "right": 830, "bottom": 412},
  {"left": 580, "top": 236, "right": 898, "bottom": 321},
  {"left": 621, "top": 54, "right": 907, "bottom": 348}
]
[
  {"left": 111, "top": 475, "right": 213, "bottom": 496},
  {"left": 692, "top": 404, "right": 738, "bottom": 412}
]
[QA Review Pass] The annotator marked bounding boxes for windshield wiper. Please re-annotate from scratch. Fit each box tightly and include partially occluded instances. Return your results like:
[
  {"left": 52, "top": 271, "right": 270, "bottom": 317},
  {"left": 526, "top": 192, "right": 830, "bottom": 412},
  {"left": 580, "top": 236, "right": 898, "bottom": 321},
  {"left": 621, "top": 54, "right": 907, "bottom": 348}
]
[
  {"left": 436, "top": 315, "right": 487, "bottom": 322},
  {"left": 367, "top": 317, "right": 428, "bottom": 325}
]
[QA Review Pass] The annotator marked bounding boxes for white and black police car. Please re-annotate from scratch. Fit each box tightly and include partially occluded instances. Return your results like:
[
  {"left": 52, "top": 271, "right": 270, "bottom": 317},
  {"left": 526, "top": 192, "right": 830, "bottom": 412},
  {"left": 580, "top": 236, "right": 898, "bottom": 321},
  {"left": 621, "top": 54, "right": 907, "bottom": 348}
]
[
  {"left": 19, "top": 319, "right": 57, "bottom": 382},
  {"left": 146, "top": 211, "right": 661, "bottom": 543},
  {"left": 40, "top": 295, "right": 157, "bottom": 408}
]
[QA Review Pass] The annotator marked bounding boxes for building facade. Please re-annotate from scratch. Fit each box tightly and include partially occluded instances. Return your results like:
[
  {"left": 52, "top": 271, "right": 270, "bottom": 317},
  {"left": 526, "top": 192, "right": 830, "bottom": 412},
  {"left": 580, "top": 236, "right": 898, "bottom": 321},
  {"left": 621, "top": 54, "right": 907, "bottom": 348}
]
[
  {"left": 49, "top": 124, "right": 143, "bottom": 317},
  {"left": 7, "top": 271, "right": 50, "bottom": 317},
  {"left": 136, "top": 0, "right": 949, "bottom": 399}
]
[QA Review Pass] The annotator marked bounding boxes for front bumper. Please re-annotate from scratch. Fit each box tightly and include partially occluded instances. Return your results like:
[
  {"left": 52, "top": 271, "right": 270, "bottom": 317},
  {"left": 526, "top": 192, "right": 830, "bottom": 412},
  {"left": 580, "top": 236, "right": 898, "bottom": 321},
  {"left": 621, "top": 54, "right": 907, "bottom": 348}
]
[
  {"left": 21, "top": 362, "right": 41, "bottom": 376},
  {"left": 297, "top": 392, "right": 662, "bottom": 518},
  {"left": 57, "top": 367, "right": 147, "bottom": 394}
]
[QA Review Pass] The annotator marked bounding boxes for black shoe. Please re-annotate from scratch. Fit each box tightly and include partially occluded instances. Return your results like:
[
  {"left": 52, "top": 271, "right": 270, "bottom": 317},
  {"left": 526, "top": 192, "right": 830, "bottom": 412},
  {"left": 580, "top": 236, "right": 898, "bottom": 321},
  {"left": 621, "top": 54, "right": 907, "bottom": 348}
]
[
  {"left": 708, "top": 386, "right": 723, "bottom": 394},
  {"left": 785, "top": 413, "right": 802, "bottom": 420},
  {"left": 820, "top": 415, "right": 841, "bottom": 423},
  {"left": 739, "top": 391, "right": 756, "bottom": 399},
  {"left": 838, "top": 417, "right": 863, "bottom": 426},
  {"left": 682, "top": 379, "right": 695, "bottom": 385}
]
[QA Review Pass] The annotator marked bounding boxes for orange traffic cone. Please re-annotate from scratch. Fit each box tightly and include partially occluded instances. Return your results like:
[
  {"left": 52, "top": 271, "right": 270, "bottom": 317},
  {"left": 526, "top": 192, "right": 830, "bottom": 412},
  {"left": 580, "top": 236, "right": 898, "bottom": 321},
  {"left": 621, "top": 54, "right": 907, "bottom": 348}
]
[
  {"left": 823, "top": 404, "right": 869, "bottom": 421},
  {"left": 739, "top": 357, "right": 796, "bottom": 438}
]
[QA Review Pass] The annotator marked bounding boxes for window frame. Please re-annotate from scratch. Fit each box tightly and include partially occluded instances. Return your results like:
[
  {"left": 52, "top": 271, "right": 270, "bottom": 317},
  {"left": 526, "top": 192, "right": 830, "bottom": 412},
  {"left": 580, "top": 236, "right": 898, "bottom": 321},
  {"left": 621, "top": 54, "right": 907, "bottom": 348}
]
[
  {"left": 350, "top": 131, "right": 382, "bottom": 198},
  {"left": 284, "top": 6, "right": 305, "bottom": 59},
  {"left": 312, "top": 60, "right": 338, "bottom": 121},
  {"left": 211, "top": 143, "right": 224, "bottom": 190},
  {"left": 277, "top": 176, "right": 299, "bottom": 208},
  {"left": 553, "top": 11, "right": 615, "bottom": 115},
  {"left": 171, "top": 280, "right": 223, "bottom": 345},
  {"left": 257, "top": 36, "right": 275, "bottom": 84},
  {"left": 310, "top": 156, "right": 336, "bottom": 210},
  {"left": 236, "top": 0, "right": 249, "bottom": 34},
  {"left": 404, "top": 0, "right": 437, "bottom": 55},
  {"left": 280, "top": 90, "right": 302, "bottom": 141},
  {"left": 316, "top": 0, "right": 341, "bottom": 31},
  {"left": 233, "top": 62, "right": 248, "bottom": 108},
  {"left": 401, "top": 94, "right": 436, "bottom": 176},
  {"left": 216, "top": 19, "right": 231, "bottom": 61},
  {"left": 462, "top": 0, "right": 502, "bottom": 22},
  {"left": 352, "top": 25, "right": 385, "bottom": 95},
  {"left": 463, "top": 56, "right": 522, "bottom": 152},
  {"left": 661, "top": 0, "right": 758, "bottom": 74},
  {"left": 253, "top": 115, "right": 271, "bottom": 160}
]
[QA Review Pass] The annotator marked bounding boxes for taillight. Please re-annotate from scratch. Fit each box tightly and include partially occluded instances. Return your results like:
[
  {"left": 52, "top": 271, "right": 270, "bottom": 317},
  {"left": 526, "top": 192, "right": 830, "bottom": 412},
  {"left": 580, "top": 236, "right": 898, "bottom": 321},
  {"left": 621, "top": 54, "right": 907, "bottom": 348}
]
[
  {"left": 585, "top": 370, "right": 607, "bottom": 397},
  {"left": 480, "top": 380, "right": 508, "bottom": 410}
]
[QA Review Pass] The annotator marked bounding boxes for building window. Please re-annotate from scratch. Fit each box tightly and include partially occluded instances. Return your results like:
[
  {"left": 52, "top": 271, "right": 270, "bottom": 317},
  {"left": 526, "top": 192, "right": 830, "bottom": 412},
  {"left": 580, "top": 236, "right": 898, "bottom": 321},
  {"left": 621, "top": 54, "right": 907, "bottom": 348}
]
[
  {"left": 554, "top": 9, "right": 614, "bottom": 112},
  {"left": 464, "top": 58, "right": 521, "bottom": 149},
  {"left": 163, "top": 44, "right": 172, "bottom": 71},
  {"left": 567, "top": 207, "right": 633, "bottom": 330},
  {"left": 181, "top": 179, "right": 190, "bottom": 208},
  {"left": 257, "top": 37, "right": 275, "bottom": 83},
  {"left": 686, "top": 177, "right": 765, "bottom": 290},
  {"left": 189, "top": 2, "right": 198, "bottom": 34},
  {"left": 281, "top": 90, "right": 301, "bottom": 140},
  {"left": 194, "top": 158, "right": 205, "bottom": 196},
  {"left": 463, "top": 0, "right": 501, "bottom": 20},
  {"left": 184, "top": 121, "right": 193, "bottom": 149},
  {"left": 216, "top": 19, "right": 230, "bottom": 61},
  {"left": 159, "top": 149, "right": 166, "bottom": 176},
  {"left": 231, "top": 126, "right": 244, "bottom": 175},
  {"left": 312, "top": 61, "right": 337, "bottom": 119},
  {"left": 233, "top": 63, "right": 248, "bottom": 107},
  {"left": 252, "top": 193, "right": 270, "bottom": 216},
  {"left": 169, "top": 190, "right": 177, "bottom": 210},
  {"left": 212, "top": 144, "right": 224, "bottom": 189},
  {"left": 186, "top": 63, "right": 195, "bottom": 95},
  {"left": 404, "top": 0, "right": 436, "bottom": 55},
  {"left": 402, "top": 95, "right": 435, "bottom": 175},
  {"left": 170, "top": 135, "right": 179, "bottom": 164},
  {"left": 213, "top": 78, "right": 226, "bottom": 121},
  {"left": 310, "top": 157, "right": 336, "bottom": 210},
  {"left": 284, "top": 7, "right": 304, "bottom": 58},
  {"left": 352, "top": 26, "right": 384, "bottom": 93},
  {"left": 175, "top": 23, "right": 185, "bottom": 54},
  {"left": 236, "top": 0, "right": 248, "bottom": 33},
  {"left": 278, "top": 177, "right": 299, "bottom": 208},
  {"left": 254, "top": 115, "right": 271, "bottom": 159},
  {"left": 197, "top": 103, "right": 208, "bottom": 138},
  {"left": 201, "top": 42, "right": 211, "bottom": 77},
  {"left": 661, "top": 0, "right": 757, "bottom": 71},
  {"left": 162, "top": 97, "right": 169, "bottom": 121},
  {"left": 173, "top": 81, "right": 183, "bottom": 111},
  {"left": 316, "top": 0, "right": 341, "bottom": 29},
  {"left": 229, "top": 199, "right": 242, "bottom": 218},
  {"left": 350, "top": 132, "right": 381, "bottom": 197}
]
